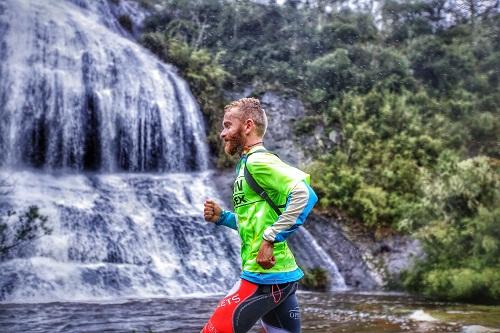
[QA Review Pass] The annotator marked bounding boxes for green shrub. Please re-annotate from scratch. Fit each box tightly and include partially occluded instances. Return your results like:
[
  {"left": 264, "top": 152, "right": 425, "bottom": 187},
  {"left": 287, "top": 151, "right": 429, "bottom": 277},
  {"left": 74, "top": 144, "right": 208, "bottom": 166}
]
[
  {"left": 300, "top": 267, "right": 329, "bottom": 291},
  {"left": 351, "top": 185, "right": 388, "bottom": 227}
]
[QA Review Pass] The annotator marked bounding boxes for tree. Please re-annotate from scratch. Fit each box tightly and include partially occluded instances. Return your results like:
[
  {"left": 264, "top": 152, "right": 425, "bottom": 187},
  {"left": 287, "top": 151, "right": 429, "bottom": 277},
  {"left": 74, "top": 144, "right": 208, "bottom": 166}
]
[
  {"left": 0, "top": 206, "right": 52, "bottom": 259},
  {"left": 451, "top": 0, "right": 500, "bottom": 26},
  {"left": 382, "top": 0, "right": 437, "bottom": 44},
  {"left": 408, "top": 35, "right": 473, "bottom": 92}
]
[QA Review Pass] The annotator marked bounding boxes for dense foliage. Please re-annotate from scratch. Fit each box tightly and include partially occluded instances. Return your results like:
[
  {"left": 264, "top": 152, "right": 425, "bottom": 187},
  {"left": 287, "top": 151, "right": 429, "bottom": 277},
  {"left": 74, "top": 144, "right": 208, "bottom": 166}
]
[
  {"left": 138, "top": 0, "right": 499, "bottom": 302},
  {"left": 402, "top": 155, "right": 499, "bottom": 303}
]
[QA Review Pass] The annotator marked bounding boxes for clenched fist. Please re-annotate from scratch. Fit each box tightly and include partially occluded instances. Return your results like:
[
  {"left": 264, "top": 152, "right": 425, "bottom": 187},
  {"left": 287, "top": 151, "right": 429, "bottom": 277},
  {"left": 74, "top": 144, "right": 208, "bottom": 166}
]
[
  {"left": 204, "top": 199, "right": 222, "bottom": 223},
  {"left": 256, "top": 239, "right": 275, "bottom": 269}
]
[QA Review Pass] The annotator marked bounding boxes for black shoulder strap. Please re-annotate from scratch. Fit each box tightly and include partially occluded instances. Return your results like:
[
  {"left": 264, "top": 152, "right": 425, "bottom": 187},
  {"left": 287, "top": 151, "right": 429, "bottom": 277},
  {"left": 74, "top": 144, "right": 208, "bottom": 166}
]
[{"left": 244, "top": 149, "right": 284, "bottom": 216}]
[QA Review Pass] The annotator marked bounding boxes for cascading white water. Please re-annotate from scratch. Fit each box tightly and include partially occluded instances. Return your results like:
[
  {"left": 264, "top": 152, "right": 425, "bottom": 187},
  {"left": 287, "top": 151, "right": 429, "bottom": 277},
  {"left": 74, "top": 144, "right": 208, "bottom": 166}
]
[
  {"left": 0, "top": 169, "right": 241, "bottom": 302},
  {"left": 290, "top": 228, "right": 347, "bottom": 290},
  {"left": 0, "top": 0, "right": 348, "bottom": 302},
  {"left": 0, "top": 0, "right": 208, "bottom": 172}
]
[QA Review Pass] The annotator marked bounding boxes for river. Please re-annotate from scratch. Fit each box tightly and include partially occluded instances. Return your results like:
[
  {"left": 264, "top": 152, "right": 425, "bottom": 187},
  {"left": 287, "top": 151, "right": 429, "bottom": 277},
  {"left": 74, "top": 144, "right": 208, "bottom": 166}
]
[{"left": 1, "top": 291, "right": 499, "bottom": 333}]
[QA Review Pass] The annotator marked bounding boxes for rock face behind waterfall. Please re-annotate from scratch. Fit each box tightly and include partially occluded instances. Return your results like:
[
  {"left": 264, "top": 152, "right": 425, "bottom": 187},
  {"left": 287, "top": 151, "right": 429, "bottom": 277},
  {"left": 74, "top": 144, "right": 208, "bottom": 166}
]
[{"left": 0, "top": 0, "right": 208, "bottom": 172}]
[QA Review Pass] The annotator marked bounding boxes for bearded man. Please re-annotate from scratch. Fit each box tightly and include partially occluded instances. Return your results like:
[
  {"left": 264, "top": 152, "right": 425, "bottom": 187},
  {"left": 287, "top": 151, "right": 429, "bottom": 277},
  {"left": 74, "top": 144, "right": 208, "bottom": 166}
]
[{"left": 202, "top": 97, "right": 318, "bottom": 333}]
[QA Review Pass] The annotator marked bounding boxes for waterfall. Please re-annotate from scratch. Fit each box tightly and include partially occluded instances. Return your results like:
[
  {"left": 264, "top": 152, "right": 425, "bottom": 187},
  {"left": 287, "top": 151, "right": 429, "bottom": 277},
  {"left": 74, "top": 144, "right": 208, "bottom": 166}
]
[
  {"left": 0, "top": 0, "right": 208, "bottom": 172},
  {"left": 0, "top": 170, "right": 241, "bottom": 302},
  {"left": 0, "top": 0, "right": 348, "bottom": 303},
  {"left": 290, "top": 228, "right": 347, "bottom": 290},
  {"left": 0, "top": 0, "right": 227, "bottom": 302}
]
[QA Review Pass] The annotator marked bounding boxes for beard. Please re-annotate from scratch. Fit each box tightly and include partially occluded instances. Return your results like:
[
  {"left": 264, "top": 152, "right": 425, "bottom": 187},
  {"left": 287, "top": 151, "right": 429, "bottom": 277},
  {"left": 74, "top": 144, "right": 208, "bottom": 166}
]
[{"left": 224, "top": 128, "right": 245, "bottom": 156}]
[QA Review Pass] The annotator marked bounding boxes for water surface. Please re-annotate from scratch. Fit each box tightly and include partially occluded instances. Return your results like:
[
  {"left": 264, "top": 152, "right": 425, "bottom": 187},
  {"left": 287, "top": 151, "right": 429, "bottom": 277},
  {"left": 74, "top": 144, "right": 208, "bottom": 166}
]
[{"left": 1, "top": 291, "right": 499, "bottom": 333}]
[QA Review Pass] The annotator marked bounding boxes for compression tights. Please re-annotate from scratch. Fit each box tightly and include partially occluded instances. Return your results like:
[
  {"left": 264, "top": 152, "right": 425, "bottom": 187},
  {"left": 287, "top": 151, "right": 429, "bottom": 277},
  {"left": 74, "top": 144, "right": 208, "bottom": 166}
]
[{"left": 201, "top": 279, "right": 300, "bottom": 333}]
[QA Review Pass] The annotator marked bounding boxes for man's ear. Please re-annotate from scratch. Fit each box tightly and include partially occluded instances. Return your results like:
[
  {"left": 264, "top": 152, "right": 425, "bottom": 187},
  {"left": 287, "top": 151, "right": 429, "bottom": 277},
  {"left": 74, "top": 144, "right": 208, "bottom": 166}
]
[{"left": 244, "top": 119, "right": 254, "bottom": 134}]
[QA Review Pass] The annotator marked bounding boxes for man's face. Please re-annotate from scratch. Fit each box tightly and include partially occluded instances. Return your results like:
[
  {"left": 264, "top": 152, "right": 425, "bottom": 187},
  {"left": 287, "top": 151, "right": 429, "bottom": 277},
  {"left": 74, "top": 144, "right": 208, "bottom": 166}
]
[{"left": 220, "top": 108, "right": 246, "bottom": 156}]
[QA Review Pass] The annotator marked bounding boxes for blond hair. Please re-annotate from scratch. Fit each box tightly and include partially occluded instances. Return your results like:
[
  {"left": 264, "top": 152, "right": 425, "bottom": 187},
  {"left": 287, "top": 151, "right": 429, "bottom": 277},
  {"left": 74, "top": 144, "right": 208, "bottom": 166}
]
[{"left": 224, "top": 97, "right": 268, "bottom": 137}]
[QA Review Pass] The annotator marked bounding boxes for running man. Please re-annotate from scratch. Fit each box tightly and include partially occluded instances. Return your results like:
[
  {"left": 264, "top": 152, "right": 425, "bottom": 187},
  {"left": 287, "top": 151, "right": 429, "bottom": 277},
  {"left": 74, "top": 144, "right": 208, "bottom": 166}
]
[{"left": 202, "top": 98, "right": 318, "bottom": 333}]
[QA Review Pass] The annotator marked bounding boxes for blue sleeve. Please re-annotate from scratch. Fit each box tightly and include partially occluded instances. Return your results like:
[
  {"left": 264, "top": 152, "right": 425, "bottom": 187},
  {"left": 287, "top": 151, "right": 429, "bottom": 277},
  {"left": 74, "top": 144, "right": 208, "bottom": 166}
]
[{"left": 215, "top": 210, "right": 237, "bottom": 230}]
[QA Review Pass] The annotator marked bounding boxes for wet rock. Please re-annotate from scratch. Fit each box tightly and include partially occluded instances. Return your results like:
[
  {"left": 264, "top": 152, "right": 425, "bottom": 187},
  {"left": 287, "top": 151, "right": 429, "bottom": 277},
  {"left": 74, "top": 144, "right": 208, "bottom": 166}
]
[{"left": 289, "top": 213, "right": 381, "bottom": 290}]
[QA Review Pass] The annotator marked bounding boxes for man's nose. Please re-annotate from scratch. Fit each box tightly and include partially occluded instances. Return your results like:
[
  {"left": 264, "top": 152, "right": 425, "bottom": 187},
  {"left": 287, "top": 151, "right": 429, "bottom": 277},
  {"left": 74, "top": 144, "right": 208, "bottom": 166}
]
[{"left": 220, "top": 129, "right": 226, "bottom": 139}]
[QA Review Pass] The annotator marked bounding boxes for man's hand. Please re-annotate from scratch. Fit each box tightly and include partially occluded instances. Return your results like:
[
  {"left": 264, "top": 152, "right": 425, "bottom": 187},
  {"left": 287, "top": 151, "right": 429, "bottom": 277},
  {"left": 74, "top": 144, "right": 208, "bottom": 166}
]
[
  {"left": 256, "top": 239, "right": 275, "bottom": 269},
  {"left": 204, "top": 199, "right": 222, "bottom": 223}
]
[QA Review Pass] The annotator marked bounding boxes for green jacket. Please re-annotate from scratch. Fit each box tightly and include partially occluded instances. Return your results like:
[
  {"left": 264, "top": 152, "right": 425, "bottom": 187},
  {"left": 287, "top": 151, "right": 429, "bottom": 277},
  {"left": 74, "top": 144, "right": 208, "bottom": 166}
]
[{"left": 217, "top": 145, "right": 318, "bottom": 283}]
